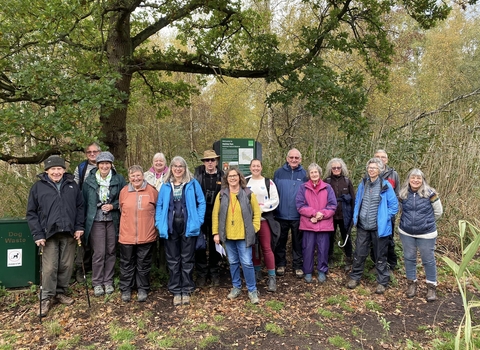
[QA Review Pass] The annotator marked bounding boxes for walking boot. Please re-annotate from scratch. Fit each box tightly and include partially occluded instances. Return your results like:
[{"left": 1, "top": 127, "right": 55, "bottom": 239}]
[
  {"left": 426, "top": 283, "right": 437, "bottom": 302},
  {"left": 255, "top": 269, "right": 263, "bottom": 283},
  {"left": 406, "top": 280, "right": 417, "bottom": 298},
  {"left": 344, "top": 257, "right": 353, "bottom": 273},
  {"left": 267, "top": 275, "right": 277, "bottom": 292}
]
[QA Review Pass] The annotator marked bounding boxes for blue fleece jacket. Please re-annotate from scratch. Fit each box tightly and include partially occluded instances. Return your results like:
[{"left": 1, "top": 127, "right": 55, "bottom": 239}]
[
  {"left": 274, "top": 163, "right": 307, "bottom": 220},
  {"left": 353, "top": 177, "right": 398, "bottom": 237},
  {"left": 155, "top": 179, "right": 206, "bottom": 238}
]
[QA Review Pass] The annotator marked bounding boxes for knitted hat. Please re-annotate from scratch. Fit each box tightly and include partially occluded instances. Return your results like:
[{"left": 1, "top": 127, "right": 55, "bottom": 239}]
[
  {"left": 96, "top": 151, "right": 115, "bottom": 164},
  {"left": 44, "top": 156, "right": 66, "bottom": 170},
  {"left": 200, "top": 150, "right": 220, "bottom": 161}
]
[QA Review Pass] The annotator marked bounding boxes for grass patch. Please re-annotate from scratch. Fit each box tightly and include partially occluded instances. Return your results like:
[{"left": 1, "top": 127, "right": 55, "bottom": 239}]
[
  {"left": 44, "top": 320, "right": 62, "bottom": 337},
  {"left": 325, "top": 294, "right": 354, "bottom": 312},
  {"left": 198, "top": 335, "right": 220, "bottom": 349},
  {"left": 109, "top": 322, "right": 136, "bottom": 343},
  {"left": 365, "top": 300, "right": 383, "bottom": 312},
  {"left": 328, "top": 335, "right": 351, "bottom": 349},
  {"left": 351, "top": 326, "right": 364, "bottom": 337},
  {"left": 305, "top": 292, "right": 312, "bottom": 299},
  {"left": 265, "top": 300, "right": 285, "bottom": 311},
  {"left": 213, "top": 315, "right": 224, "bottom": 322},
  {"left": 117, "top": 343, "right": 135, "bottom": 350},
  {"left": 56, "top": 335, "right": 81, "bottom": 349},
  {"left": 317, "top": 307, "right": 344, "bottom": 320},
  {"left": 265, "top": 322, "right": 285, "bottom": 336}
]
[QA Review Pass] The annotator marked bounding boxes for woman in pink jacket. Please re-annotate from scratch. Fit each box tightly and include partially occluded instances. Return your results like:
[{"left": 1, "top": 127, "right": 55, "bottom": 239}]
[{"left": 296, "top": 163, "right": 337, "bottom": 283}]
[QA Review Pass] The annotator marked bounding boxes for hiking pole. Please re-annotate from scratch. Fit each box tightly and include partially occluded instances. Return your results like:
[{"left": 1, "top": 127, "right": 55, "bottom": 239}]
[
  {"left": 38, "top": 245, "right": 43, "bottom": 324},
  {"left": 78, "top": 240, "right": 91, "bottom": 308}
]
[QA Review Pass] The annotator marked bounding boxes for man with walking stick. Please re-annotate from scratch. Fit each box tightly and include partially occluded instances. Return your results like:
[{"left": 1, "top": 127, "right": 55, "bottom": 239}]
[{"left": 27, "top": 156, "right": 85, "bottom": 317}]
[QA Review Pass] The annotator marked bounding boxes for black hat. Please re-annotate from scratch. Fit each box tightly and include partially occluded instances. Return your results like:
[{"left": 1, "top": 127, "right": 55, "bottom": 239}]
[{"left": 44, "top": 156, "right": 66, "bottom": 170}]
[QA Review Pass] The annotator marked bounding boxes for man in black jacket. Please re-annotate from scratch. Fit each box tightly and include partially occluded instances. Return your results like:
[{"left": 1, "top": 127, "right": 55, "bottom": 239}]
[
  {"left": 26, "top": 156, "right": 85, "bottom": 317},
  {"left": 194, "top": 150, "right": 224, "bottom": 287}
]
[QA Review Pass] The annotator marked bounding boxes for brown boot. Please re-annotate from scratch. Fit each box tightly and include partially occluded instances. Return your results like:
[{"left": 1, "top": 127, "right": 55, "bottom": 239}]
[
  {"left": 38, "top": 298, "right": 51, "bottom": 317},
  {"left": 406, "top": 280, "right": 417, "bottom": 298},
  {"left": 426, "top": 283, "right": 437, "bottom": 302}
]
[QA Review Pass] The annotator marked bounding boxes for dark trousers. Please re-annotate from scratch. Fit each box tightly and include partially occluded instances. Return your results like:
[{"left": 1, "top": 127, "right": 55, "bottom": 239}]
[
  {"left": 74, "top": 239, "right": 92, "bottom": 273},
  {"left": 350, "top": 227, "right": 390, "bottom": 286},
  {"left": 328, "top": 219, "right": 352, "bottom": 258},
  {"left": 274, "top": 219, "right": 303, "bottom": 270},
  {"left": 119, "top": 242, "right": 155, "bottom": 293},
  {"left": 90, "top": 221, "right": 116, "bottom": 287},
  {"left": 370, "top": 219, "right": 397, "bottom": 269},
  {"left": 164, "top": 229, "right": 196, "bottom": 295},
  {"left": 195, "top": 213, "right": 221, "bottom": 278}
]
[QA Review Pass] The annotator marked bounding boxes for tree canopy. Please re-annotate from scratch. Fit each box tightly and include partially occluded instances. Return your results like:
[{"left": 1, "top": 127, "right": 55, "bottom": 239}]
[{"left": 0, "top": 0, "right": 452, "bottom": 164}]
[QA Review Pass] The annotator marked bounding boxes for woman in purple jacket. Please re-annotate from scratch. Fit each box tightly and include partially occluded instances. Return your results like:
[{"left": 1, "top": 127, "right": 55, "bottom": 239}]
[{"left": 296, "top": 163, "right": 337, "bottom": 283}]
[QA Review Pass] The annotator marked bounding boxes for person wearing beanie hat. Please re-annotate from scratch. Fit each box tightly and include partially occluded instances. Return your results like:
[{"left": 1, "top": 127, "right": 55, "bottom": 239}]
[
  {"left": 83, "top": 150, "right": 126, "bottom": 297},
  {"left": 26, "top": 155, "right": 85, "bottom": 317}
]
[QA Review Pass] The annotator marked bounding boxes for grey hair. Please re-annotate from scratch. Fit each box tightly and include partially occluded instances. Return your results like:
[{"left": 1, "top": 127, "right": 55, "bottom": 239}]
[
  {"left": 152, "top": 152, "right": 166, "bottom": 162},
  {"left": 128, "top": 165, "right": 144, "bottom": 174},
  {"left": 325, "top": 158, "right": 349, "bottom": 177},
  {"left": 399, "top": 168, "right": 437, "bottom": 199},
  {"left": 307, "top": 163, "right": 323, "bottom": 178},
  {"left": 287, "top": 148, "right": 302, "bottom": 158},
  {"left": 375, "top": 149, "right": 388, "bottom": 156},
  {"left": 366, "top": 158, "right": 385, "bottom": 173},
  {"left": 164, "top": 156, "right": 193, "bottom": 183},
  {"left": 84, "top": 142, "right": 101, "bottom": 153}
]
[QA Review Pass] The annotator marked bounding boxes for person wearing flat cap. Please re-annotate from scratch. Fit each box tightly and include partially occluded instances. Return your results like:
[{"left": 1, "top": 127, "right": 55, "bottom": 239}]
[
  {"left": 82, "top": 151, "right": 126, "bottom": 297},
  {"left": 193, "top": 150, "right": 225, "bottom": 288},
  {"left": 26, "top": 155, "right": 85, "bottom": 317}
]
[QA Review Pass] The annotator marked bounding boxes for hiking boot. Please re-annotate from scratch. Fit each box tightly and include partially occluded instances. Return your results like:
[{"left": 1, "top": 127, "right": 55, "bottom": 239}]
[
  {"left": 227, "top": 287, "right": 242, "bottom": 300},
  {"left": 55, "top": 294, "right": 74, "bottom": 305},
  {"left": 255, "top": 269, "right": 263, "bottom": 282},
  {"left": 94, "top": 285, "right": 104, "bottom": 297},
  {"left": 317, "top": 272, "right": 326, "bottom": 283},
  {"left": 406, "top": 280, "right": 417, "bottom": 298},
  {"left": 196, "top": 276, "right": 206, "bottom": 288},
  {"left": 248, "top": 290, "right": 259, "bottom": 304},
  {"left": 121, "top": 291, "right": 131, "bottom": 302},
  {"left": 182, "top": 294, "right": 190, "bottom": 305},
  {"left": 76, "top": 269, "right": 84, "bottom": 283},
  {"left": 267, "top": 275, "right": 277, "bottom": 292},
  {"left": 304, "top": 274, "right": 313, "bottom": 283},
  {"left": 105, "top": 285, "right": 114, "bottom": 295},
  {"left": 276, "top": 266, "right": 285, "bottom": 276},
  {"left": 295, "top": 269, "right": 304, "bottom": 278},
  {"left": 173, "top": 294, "right": 182, "bottom": 306},
  {"left": 211, "top": 276, "right": 220, "bottom": 287},
  {"left": 426, "top": 283, "right": 437, "bottom": 302},
  {"left": 344, "top": 257, "right": 353, "bottom": 273},
  {"left": 137, "top": 290, "right": 147, "bottom": 302},
  {"left": 347, "top": 279, "right": 359, "bottom": 289},
  {"left": 375, "top": 284, "right": 386, "bottom": 294},
  {"left": 38, "top": 298, "right": 51, "bottom": 317}
]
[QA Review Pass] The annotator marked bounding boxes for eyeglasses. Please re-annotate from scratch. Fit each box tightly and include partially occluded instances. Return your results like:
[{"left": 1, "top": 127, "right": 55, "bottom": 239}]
[
  {"left": 172, "top": 165, "right": 185, "bottom": 169},
  {"left": 228, "top": 174, "right": 239, "bottom": 178},
  {"left": 204, "top": 159, "right": 216, "bottom": 163},
  {"left": 367, "top": 167, "right": 379, "bottom": 171},
  {"left": 332, "top": 167, "right": 341, "bottom": 170},
  {"left": 288, "top": 156, "right": 300, "bottom": 160},
  {"left": 86, "top": 150, "right": 99, "bottom": 154}
]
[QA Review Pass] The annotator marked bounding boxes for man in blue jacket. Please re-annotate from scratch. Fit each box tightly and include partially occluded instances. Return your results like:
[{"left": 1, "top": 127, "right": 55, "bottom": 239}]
[
  {"left": 346, "top": 157, "right": 398, "bottom": 294},
  {"left": 273, "top": 148, "right": 308, "bottom": 278}
]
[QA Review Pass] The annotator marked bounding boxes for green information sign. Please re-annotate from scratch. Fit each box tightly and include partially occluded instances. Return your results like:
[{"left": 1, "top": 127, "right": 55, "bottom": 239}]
[{"left": 219, "top": 138, "right": 256, "bottom": 175}]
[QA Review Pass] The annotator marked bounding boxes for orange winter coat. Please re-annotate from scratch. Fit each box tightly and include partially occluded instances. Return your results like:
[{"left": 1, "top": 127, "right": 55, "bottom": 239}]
[{"left": 119, "top": 181, "right": 158, "bottom": 245}]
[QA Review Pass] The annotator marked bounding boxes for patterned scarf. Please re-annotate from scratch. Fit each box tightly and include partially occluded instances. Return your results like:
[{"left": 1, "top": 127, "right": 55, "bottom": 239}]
[{"left": 96, "top": 170, "right": 112, "bottom": 203}]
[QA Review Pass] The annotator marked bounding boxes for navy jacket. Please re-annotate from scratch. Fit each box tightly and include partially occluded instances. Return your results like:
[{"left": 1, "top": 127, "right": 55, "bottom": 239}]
[
  {"left": 399, "top": 189, "right": 438, "bottom": 235},
  {"left": 274, "top": 163, "right": 307, "bottom": 220}
]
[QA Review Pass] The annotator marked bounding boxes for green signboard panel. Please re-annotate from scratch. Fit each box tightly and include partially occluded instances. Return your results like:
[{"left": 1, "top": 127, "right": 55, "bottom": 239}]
[{"left": 219, "top": 138, "right": 256, "bottom": 176}]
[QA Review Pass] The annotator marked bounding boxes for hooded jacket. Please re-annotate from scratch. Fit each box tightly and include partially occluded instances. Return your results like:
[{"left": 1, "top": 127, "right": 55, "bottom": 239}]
[
  {"left": 26, "top": 173, "right": 85, "bottom": 241},
  {"left": 296, "top": 179, "right": 337, "bottom": 232},
  {"left": 119, "top": 180, "right": 158, "bottom": 244},
  {"left": 353, "top": 177, "right": 398, "bottom": 237},
  {"left": 274, "top": 163, "right": 308, "bottom": 220}
]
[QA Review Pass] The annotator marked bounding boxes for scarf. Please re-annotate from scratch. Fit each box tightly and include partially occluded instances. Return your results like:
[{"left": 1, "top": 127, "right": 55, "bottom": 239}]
[{"left": 96, "top": 170, "right": 112, "bottom": 203}]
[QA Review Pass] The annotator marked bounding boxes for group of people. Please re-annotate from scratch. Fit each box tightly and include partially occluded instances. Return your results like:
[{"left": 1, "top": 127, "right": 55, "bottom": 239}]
[{"left": 26, "top": 144, "right": 443, "bottom": 317}]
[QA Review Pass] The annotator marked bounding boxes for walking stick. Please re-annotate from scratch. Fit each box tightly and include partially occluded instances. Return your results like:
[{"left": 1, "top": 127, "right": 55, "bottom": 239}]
[
  {"left": 338, "top": 234, "right": 349, "bottom": 248},
  {"left": 38, "top": 245, "right": 43, "bottom": 323},
  {"left": 78, "top": 240, "right": 91, "bottom": 308}
]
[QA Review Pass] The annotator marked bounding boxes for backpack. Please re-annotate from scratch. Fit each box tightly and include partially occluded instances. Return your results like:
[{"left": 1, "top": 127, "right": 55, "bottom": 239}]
[{"left": 77, "top": 160, "right": 89, "bottom": 189}]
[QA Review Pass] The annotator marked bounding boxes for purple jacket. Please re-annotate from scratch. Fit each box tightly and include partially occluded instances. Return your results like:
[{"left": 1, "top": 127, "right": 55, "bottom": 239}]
[{"left": 296, "top": 179, "right": 337, "bottom": 232}]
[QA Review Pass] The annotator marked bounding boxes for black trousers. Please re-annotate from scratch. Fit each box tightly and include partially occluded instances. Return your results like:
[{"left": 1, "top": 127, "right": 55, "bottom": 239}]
[
  {"left": 328, "top": 219, "right": 352, "bottom": 258},
  {"left": 195, "top": 213, "right": 221, "bottom": 278},
  {"left": 119, "top": 242, "right": 155, "bottom": 292},
  {"left": 274, "top": 219, "right": 303, "bottom": 270},
  {"left": 164, "top": 229, "right": 196, "bottom": 295},
  {"left": 370, "top": 219, "right": 397, "bottom": 269}
]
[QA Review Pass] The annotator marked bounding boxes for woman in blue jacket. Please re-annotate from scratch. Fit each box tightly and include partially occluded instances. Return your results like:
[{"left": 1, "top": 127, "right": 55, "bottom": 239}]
[
  {"left": 155, "top": 156, "right": 206, "bottom": 307},
  {"left": 398, "top": 168, "right": 443, "bottom": 302}
]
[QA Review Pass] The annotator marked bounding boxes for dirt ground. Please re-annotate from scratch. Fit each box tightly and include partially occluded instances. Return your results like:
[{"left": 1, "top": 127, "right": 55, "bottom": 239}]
[{"left": 1, "top": 259, "right": 476, "bottom": 350}]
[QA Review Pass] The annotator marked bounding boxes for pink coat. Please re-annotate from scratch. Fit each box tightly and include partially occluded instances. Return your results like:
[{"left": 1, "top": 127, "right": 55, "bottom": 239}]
[{"left": 296, "top": 179, "right": 337, "bottom": 232}]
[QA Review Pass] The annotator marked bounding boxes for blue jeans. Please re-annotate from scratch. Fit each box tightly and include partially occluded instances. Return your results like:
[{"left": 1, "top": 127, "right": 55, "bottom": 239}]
[
  {"left": 400, "top": 233, "right": 437, "bottom": 283},
  {"left": 225, "top": 239, "right": 257, "bottom": 292}
]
